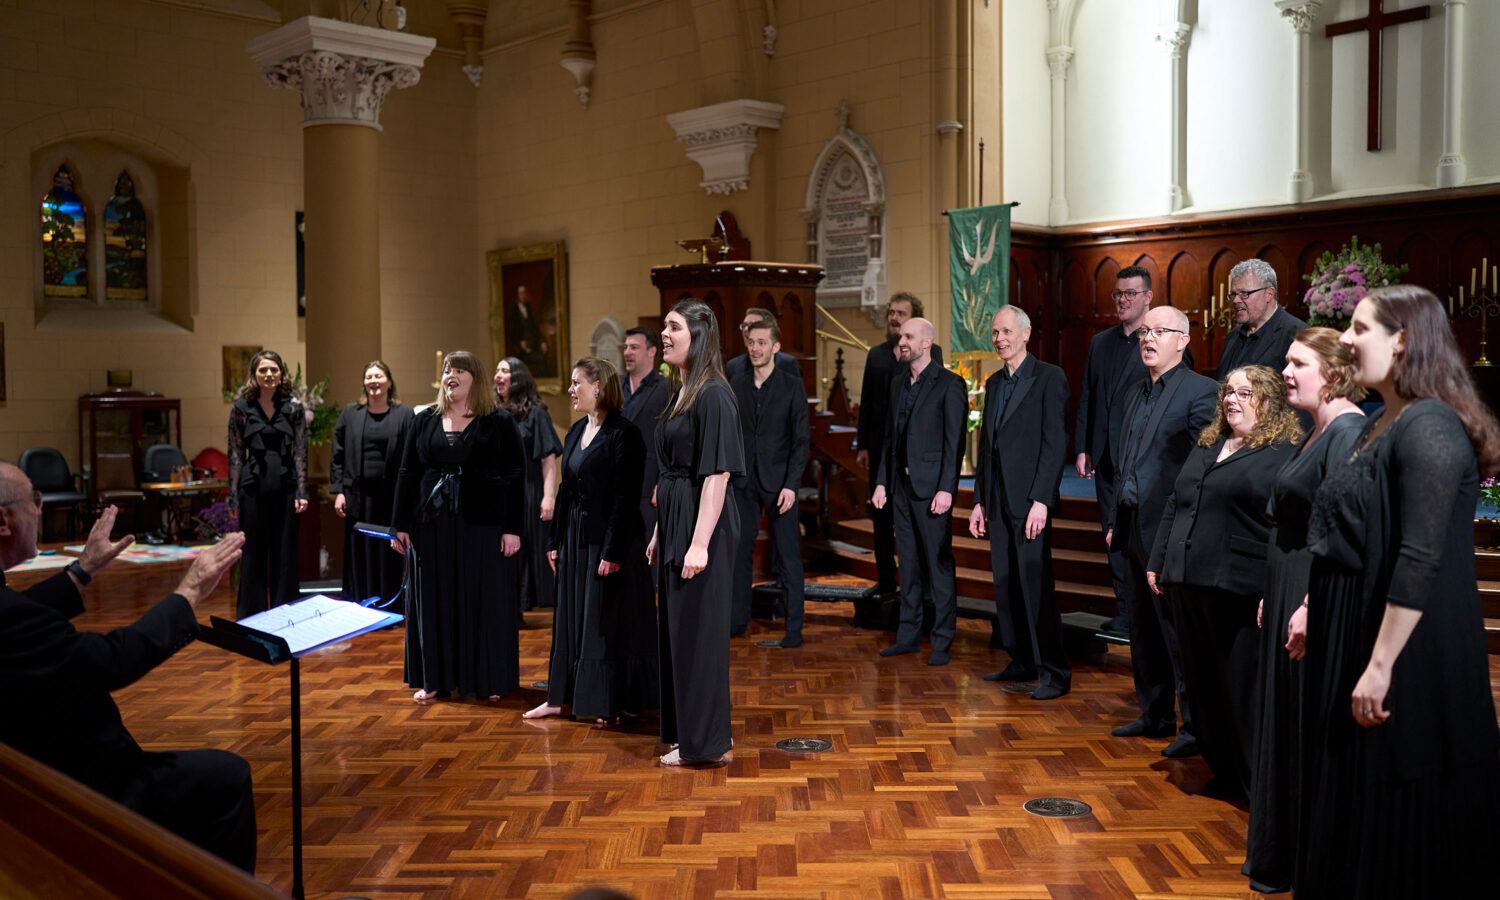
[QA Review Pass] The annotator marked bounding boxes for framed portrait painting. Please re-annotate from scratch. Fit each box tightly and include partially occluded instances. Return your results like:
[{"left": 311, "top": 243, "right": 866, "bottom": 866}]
[{"left": 487, "top": 240, "right": 569, "bottom": 394}]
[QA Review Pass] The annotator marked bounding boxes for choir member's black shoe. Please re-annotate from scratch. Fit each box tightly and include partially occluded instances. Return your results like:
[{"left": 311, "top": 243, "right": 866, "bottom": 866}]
[
  {"left": 983, "top": 662, "right": 1038, "bottom": 682},
  {"left": 777, "top": 635, "right": 803, "bottom": 648},
  {"left": 879, "top": 643, "right": 919, "bottom": 657},
  {"left": 1029, "top": 683, "right": 1069, "bottom": 701},
  {"left": 1161, "top": 735, "right": 1201, "bottom": 758},
  {"left": 926, "top": 651, "right": 950, "bottom": 666},
  {"left": 1101, "top": 616, "right": 1129, "bottom": 634},
  {"left": 1110, "top": 718, "right": 1175, "bottom": 738}
]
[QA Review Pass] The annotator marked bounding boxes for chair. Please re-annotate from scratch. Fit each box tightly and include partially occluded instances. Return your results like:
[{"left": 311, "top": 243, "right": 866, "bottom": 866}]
[
  {"left": 142, "top": 443, "right": 203, "bottom": 483},
  {"left": 18, "top": 447, "right": 88, "bottom": 541},
  {"left": 94, "top": 453, "right": 145, "bottom": 535}
]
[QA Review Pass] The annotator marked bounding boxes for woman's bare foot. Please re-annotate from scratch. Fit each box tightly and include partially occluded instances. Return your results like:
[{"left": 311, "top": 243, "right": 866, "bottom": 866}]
[
  {"left": 523, "top": 702, "right": 565, "bottom": 719},
  {"left": 413, "top": 689, "right": 439, "bottom": 702},
  {"left": 659, "top": 748, "right": 732, "bottom": 767}
]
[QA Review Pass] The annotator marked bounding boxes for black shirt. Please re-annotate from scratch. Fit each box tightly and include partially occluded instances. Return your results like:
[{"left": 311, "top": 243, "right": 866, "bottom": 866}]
[
  {"left": 895, "top": 359, "right": 937, "bottom": 472},
  {"left": 991, "top": 354, "right": 1032, "bottom": 439},
  {"left": 1218, "top": 306, "right": 1307, "bottom": 375},
  {"left": 1117, "top": 362, "right": 1189, "bottom": 511}
]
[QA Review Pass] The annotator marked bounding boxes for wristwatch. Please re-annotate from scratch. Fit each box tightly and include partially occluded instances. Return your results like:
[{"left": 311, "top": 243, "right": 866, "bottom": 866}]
[{"left": 66, "top": 560, "right": 92, "bottom": 586}]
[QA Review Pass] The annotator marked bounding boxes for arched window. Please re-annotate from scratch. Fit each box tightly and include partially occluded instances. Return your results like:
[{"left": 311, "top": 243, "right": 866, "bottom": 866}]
[
  {"left": 41, "top": 164, "right": 88, "bottom": 297},
  {"left": 104, "top": 170, "right": 148, "bottom": 302}
]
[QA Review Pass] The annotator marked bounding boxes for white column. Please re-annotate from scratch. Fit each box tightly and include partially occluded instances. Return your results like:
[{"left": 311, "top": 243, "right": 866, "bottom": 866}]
[
  {"left": 1046, "top": 45, "right": 1073, "bottom": 225},
  {"left": 1277, "top": 1, "right": 1321, "bottom": 203},
  {"left": 1159, "top": 23, "right": 1191, "bottom": 213},
  {"left": 1437, "top": 0, "right": 1469, "bottom": 187}
]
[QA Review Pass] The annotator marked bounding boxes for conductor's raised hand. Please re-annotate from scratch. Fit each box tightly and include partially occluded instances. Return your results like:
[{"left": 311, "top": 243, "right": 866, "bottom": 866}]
[
  {"left": 77, "top": 505, "right": 135, "bottom": 578},
  {"left": 174, "top": 532, "right": 245, "bottom": 609}
]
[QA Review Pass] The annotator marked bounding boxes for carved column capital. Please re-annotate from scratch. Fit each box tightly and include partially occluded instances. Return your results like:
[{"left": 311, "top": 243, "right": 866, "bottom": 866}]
[
  {"left": 1275, "top": 0, "right": 1324, "bottom": 35},
  {"left": 1046, "top": 46, "right": 1074, "bottom": 80},
  {"left": 666, "top": 100, "right": 785, "bottom": 195}
]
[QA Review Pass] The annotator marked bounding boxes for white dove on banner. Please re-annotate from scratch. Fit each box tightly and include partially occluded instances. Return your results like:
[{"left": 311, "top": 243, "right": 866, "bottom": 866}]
[{"left": 958, "top": 218, "right": 1000, "bottom": 276}]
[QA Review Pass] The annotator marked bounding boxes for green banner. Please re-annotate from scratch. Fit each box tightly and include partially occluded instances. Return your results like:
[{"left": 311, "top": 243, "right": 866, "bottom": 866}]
[{"left": 947, "top": 204, "right": 1011, "bottom": 355}]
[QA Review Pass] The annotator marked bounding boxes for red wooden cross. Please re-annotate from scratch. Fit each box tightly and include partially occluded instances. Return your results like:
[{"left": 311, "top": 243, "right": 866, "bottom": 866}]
[{"left": 1325, "top": 0, "right": 1431, "bottom": 152}]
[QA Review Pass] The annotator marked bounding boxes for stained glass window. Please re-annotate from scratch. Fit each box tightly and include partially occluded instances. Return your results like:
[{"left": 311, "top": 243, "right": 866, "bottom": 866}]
[
  {"left": 41, "top": 164, "right": 88, "bottom": 297},
  {"left": 104, "top": 170, "right": 148, "bottom": 301}
]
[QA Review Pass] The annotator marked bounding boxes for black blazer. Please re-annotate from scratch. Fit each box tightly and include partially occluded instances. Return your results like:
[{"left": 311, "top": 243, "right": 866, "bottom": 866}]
[
  {"left": 729, "top": 366, "right": 810, "bottom": 496},
  {"left": 329, "top": 402, "right": 415, "bottom": 506},
  {"left": 1149, "top": 437, "right": 1296, "bottom": 595},
  {"left": 1074, "top": 325, "right": 1146, "bottom": 477},
  {"left": 622, "top": 371, "right": 671, "bottom": 500},
  {"left": 0, "top": 571, "right": 198, "bottom": 801},
  {"left": 875, "top": 360, "right": 967, "bottom": 500},
  {"left": 973, "top": 355, "right": 1069, "bottom": 521},
  {"left": 391, "top": 407, "right": 525, "bottom": 533},
  {"left": 550, "top": 411, "right": 645, "bottom": 561},
  {"left": 1107, "top": 366, "right": 1220, "bottom": 546},
  {"left": 1216, "top": 306, "right": 1307, "bottom": 375},
  {"left": 857, "top": 342, "right": 945, "bottom": 458}
]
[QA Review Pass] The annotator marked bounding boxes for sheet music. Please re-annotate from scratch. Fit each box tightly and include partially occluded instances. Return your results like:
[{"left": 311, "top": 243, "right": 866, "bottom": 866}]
[{"left": 238, "top": 594, "right": 401, "bottom": 656}]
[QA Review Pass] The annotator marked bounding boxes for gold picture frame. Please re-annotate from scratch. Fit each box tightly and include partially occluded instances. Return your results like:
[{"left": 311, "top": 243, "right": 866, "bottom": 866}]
[
  {"left": 487, "top": 240, "right": 569, "bottom": 394},
  {"left": 222, "top": 344, "right": 263, "bottom": 397}
]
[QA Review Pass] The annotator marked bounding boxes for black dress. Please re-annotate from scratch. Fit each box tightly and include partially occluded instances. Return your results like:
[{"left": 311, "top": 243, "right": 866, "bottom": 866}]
[
  {"left": 227, "top": 396, "right": 307, "bottom": 620},
  {"left": 655, "top": 380, "right": 744, "bottom": 761},
  {"left": 1297, "top": 400, "right": 1500, "bottom": 898},
  {"left": 391, "top": 408, "right": 526, "bottom": 699},
  {"left": 545, "top": 412, "right": 658, "bottom": 719},
  {"left": 1243, "top": 412, "right": 1363, "bottom": 892},
  {"left": 515, "top": 404, "right": 563, "bottom": 610},
  {"left": 330, "top": 402, "right": 415, "bottom": 607}
]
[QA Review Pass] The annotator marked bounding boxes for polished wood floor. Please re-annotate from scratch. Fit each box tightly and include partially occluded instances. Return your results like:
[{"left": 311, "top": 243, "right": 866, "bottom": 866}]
[{"left": 32, "top": 560, "right": 1500, "bottom": 900}]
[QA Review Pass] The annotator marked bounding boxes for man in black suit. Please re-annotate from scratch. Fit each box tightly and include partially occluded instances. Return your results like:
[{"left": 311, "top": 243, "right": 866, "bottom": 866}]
[
  {"left": 968, "top": 306, "right": 1071, "bottom": 700},
  {"left": 0, "top": 463, "right": 256, "bottom": 873},
  {"left": 724, "top": 307, "right": 799, "bottom": 381},
  {"left": 871, "top": 317, "right": 967, "bottom": 665},
  {"left": 856, "top": 292, "right": 921, "bottom": 594},
  {"left": 1215, "top": 258, "right": 1307, "bottom": 375},
  {"left": 507, "top": 284, "right": 549, "bottom": 375},
  {"left": 621, "top": 326, "right": 671, "bottom": 534},
  {"left": 729, "top": 319, "right": 811, "bottom": 646},
  {"left": 1105, "top": 306, "right": 1218, "bottom": 755}
]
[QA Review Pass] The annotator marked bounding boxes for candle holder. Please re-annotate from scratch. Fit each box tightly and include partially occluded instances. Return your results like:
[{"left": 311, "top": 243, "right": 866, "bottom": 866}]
[
  {"left": 1201, "top": 282, "right": 1236, "bottom": 333},
  {"left": 1460, "top": 291, "right": 1500, "bottom": 367},
  {"left": 1450, "top": 261, "right": 1500, "bottom": 367}
]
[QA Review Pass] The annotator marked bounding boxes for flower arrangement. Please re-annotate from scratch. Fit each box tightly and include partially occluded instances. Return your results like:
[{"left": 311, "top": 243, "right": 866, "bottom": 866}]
[
  {"left": 1302, "top": 236, "right": 1407, "bottom": 329},
  {"left": 949, "top": 360, "right": 984, "bottom": 433},
  {"left": 287, "top": 364, "right": 340, "bottom": 446},
  {"left": 192, "top": 499, "right": 236, "bottom": 543},
  {"left": 1481, "top": 477, "right": 1500, "bottom": 514}
]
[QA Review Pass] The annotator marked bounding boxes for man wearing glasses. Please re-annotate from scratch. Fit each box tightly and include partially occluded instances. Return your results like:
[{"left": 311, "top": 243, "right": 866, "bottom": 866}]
[
  {"left": 1104, "top": 306, "right": 1218, "bottom": 757},
  {"left": 0, "top": 462, "right": 257, "bottom": 872},
  {"left": 1215, "top": 258, "right": 1306, "bottom": 375}
]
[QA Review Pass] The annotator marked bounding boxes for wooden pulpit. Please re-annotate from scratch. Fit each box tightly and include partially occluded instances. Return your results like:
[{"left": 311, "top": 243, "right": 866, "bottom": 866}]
[{"left": 649, "top": 261, "right": 825, "bottom": 395}]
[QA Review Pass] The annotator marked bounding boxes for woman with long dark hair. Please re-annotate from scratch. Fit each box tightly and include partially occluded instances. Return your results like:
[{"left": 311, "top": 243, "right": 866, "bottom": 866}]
[
  {"left": 496, "top": 357, "right": 562, "bottom": 613},
  {"left": 392, "top": 351, "right": 525, "bottom": 702},
  {"left": 1298, "top": 286, "right": 1500, "bottom": 897},
  {"left": 227, "top": 349, "right": 307, "bottom": 619},
  {"left": 523, "top": 357, "right": 657, "bottom": 724},
  {"left": 646, "top": 300, "right": 744, "bottom": 767},
  {"left": 1243, "top": 328, "right": 1365, "bottom": 893},
  {"left": 331, "top": 361, "right": 414, "bottom": 607}
]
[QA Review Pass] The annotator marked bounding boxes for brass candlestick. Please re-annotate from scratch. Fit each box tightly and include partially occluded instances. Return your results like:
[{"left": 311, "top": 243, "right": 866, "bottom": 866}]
[
  {"left": 1451, "top": 261, "right": 1500, "bottom": 367},
  {"left": 1202, "top": 281, "right": 1235, "bottom": 332}
]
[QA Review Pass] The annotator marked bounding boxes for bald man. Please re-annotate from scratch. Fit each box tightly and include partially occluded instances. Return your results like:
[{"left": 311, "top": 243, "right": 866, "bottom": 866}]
[
  {"left": 871, "top": 317, "right": 967, "bottom": 665},
  {"left": 0, "top": 462, "right": 257, "bottom": 872}
]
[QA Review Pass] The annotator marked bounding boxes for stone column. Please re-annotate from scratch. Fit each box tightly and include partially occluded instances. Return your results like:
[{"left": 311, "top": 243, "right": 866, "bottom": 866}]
[
  {"left": 1436, "top": 0, "right": 1468, "bottom": 187},
  {"left": 247, "top": 17, "right": 434, "bottom": 408},
  {"left": 1159, "top": 23, "right": 1191, "bottom": 213},
  {"left": 1277, "top": 1, "right": 1321, "bottom": 203},
  {"left": 1046, "top": 46, "right": 1073, "bottom": 224}
]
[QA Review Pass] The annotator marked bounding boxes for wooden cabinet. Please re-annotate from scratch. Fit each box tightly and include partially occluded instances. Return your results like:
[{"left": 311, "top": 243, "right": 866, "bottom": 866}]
[{"left": 77, "top": 391, "right": 181, "bottom": 504}]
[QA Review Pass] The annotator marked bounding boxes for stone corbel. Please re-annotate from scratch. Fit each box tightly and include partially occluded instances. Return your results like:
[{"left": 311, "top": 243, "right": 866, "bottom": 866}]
[
  {"left": 562, "top": 0, "right": 596, "bottom": 108},
  {"left": 445, "top": 0, "right": 487, "bottom": 87},
  {"left": 667, "top": 100, "right": 785, "bottom": 195}
]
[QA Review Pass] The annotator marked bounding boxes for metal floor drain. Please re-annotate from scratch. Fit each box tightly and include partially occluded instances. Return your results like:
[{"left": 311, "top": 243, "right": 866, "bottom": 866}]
[
  {"left": 1002, "top": 682, "right": 1038, "bottom": 694},
  {"left": 776, "top": 738, "right": 833, "bottom": 753},
  {"left": 531, "top": 680, "right": 549, "bottom": 690},
  {"left": 755, "top": 639, "right": 784, "bottom": 648},
  {"left": 1023, "top": 797, "right": 1092, "bottom": 818}
]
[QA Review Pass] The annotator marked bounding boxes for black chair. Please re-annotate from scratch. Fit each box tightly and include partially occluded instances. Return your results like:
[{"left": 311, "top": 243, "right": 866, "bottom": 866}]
[
  {"left": 18, "top": 447, "right": 88, "bottom": 541},
  {"left": 142, "top": 444, "right": 212, "bottom": 484}
]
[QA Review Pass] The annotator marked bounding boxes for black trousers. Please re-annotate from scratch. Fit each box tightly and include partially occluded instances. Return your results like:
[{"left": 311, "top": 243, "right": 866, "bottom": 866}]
[
  {"left": 732, "top": 485, "right": 805, "bottom": 637},
  {"left": 869, "top": 488, "right": 898, "bottom": 591},
  {"left": 237, "top": 488, "right": 300, "bottom": 620},
  {"left": 117, "top": 749, "right": 257, "bottom": 873},
  {"left": 1093, "top": 468, "right": 1130, "bottom": 625},
  {"left": 891, "top": 477, "right": 956, "bottom": 653},
  {"left": 986, "top": 507, "right": 1070, "bottom": 689},
  {"left": 1118, "top": 507, "right": 1193, "bottom": 736},
  {"left": 1170, "top": 584, "right": 1260, "bottom": 795}
]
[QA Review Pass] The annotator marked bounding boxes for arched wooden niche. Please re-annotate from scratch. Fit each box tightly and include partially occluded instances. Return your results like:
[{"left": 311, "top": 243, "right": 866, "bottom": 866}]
[{"left": 800, "top": 102, "right": 887, "bottom": 312}]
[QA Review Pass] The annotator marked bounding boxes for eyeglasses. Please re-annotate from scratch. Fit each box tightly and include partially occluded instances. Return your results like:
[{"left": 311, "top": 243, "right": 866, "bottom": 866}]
[
  {"left": 0, "top": 489, "right": 43, "bottom": 510},
  {"left": 1134, "top": 326, "right": 1186, "bottom": 341},
  {"left": 1220, "top": 387, "right": 1255, "bottom": 402},
  {"left": 1111, "top": 289, "right": 1149, "bottom": 301},
  {"left": 1227, "top": 285, "right": 1273, "bottom": 302}
]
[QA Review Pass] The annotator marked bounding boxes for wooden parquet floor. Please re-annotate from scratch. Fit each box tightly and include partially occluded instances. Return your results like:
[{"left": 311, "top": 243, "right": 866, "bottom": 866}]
[{"left": 44, "top": 565, "right": 1500, "bottom": 900}]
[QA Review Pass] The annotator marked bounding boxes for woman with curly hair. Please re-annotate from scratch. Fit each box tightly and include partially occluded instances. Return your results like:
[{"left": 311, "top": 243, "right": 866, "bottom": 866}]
[
  {"left": 495, "top": 356, "right": 562, "bottom": 613},
  {"left": 227, "top": 349, "right": 308, "bottom": 619},
  {"left": 1146, "top": 364, "right": 1301, "bottom": 797}
]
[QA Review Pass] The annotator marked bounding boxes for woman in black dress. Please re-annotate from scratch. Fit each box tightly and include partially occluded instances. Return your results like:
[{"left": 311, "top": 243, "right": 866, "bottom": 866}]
[
  {"left": 392, "top": 351, "right": 525, "bottom": 703},
  {"left": 646, "top": 300, "right": 744, "bottom": 767},
  {"left": 227, "top": 349, "right": 307, "bottom": 619},
  {"left": 1242, "top": 328, "right": 1364, "bottom": 893},
  {"left": 1298, "top": 286, "right": 1500, "bottom": 897},
  {"left": 523, "top": 357, "right": 657, "bottom": 724},
  {"left": 331, "top": 360, "right": 414, "bottom": 607},
  {"left": 1147, "top": 365, "right": 1299, "bottom": 798},
  {"left": 496, "top": 357, "right": 562, "bottom": 612}
]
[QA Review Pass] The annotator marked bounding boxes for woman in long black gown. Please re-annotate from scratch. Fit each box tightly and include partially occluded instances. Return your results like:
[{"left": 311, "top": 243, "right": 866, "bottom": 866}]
[
  {"left": 646, "top": 300, "right": 744, "bottom": 767},
  {"left": 331, "top": 360, "right": 414, "bottom": 607},
  {"left": 392, "top": 351, "right": 524, "bottom": 703},
  {"left": 1298, "top": 286, "right": 1500, "bottom": 898},
  {"left": 523, "top": 357, "right": 657, "bottom": 723},
  {"left": 496, "top": 357, "right": 562, "bottom": 612},
  {"left": 1242, "top": 328, "right": 1364, "bottom": 893}
]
